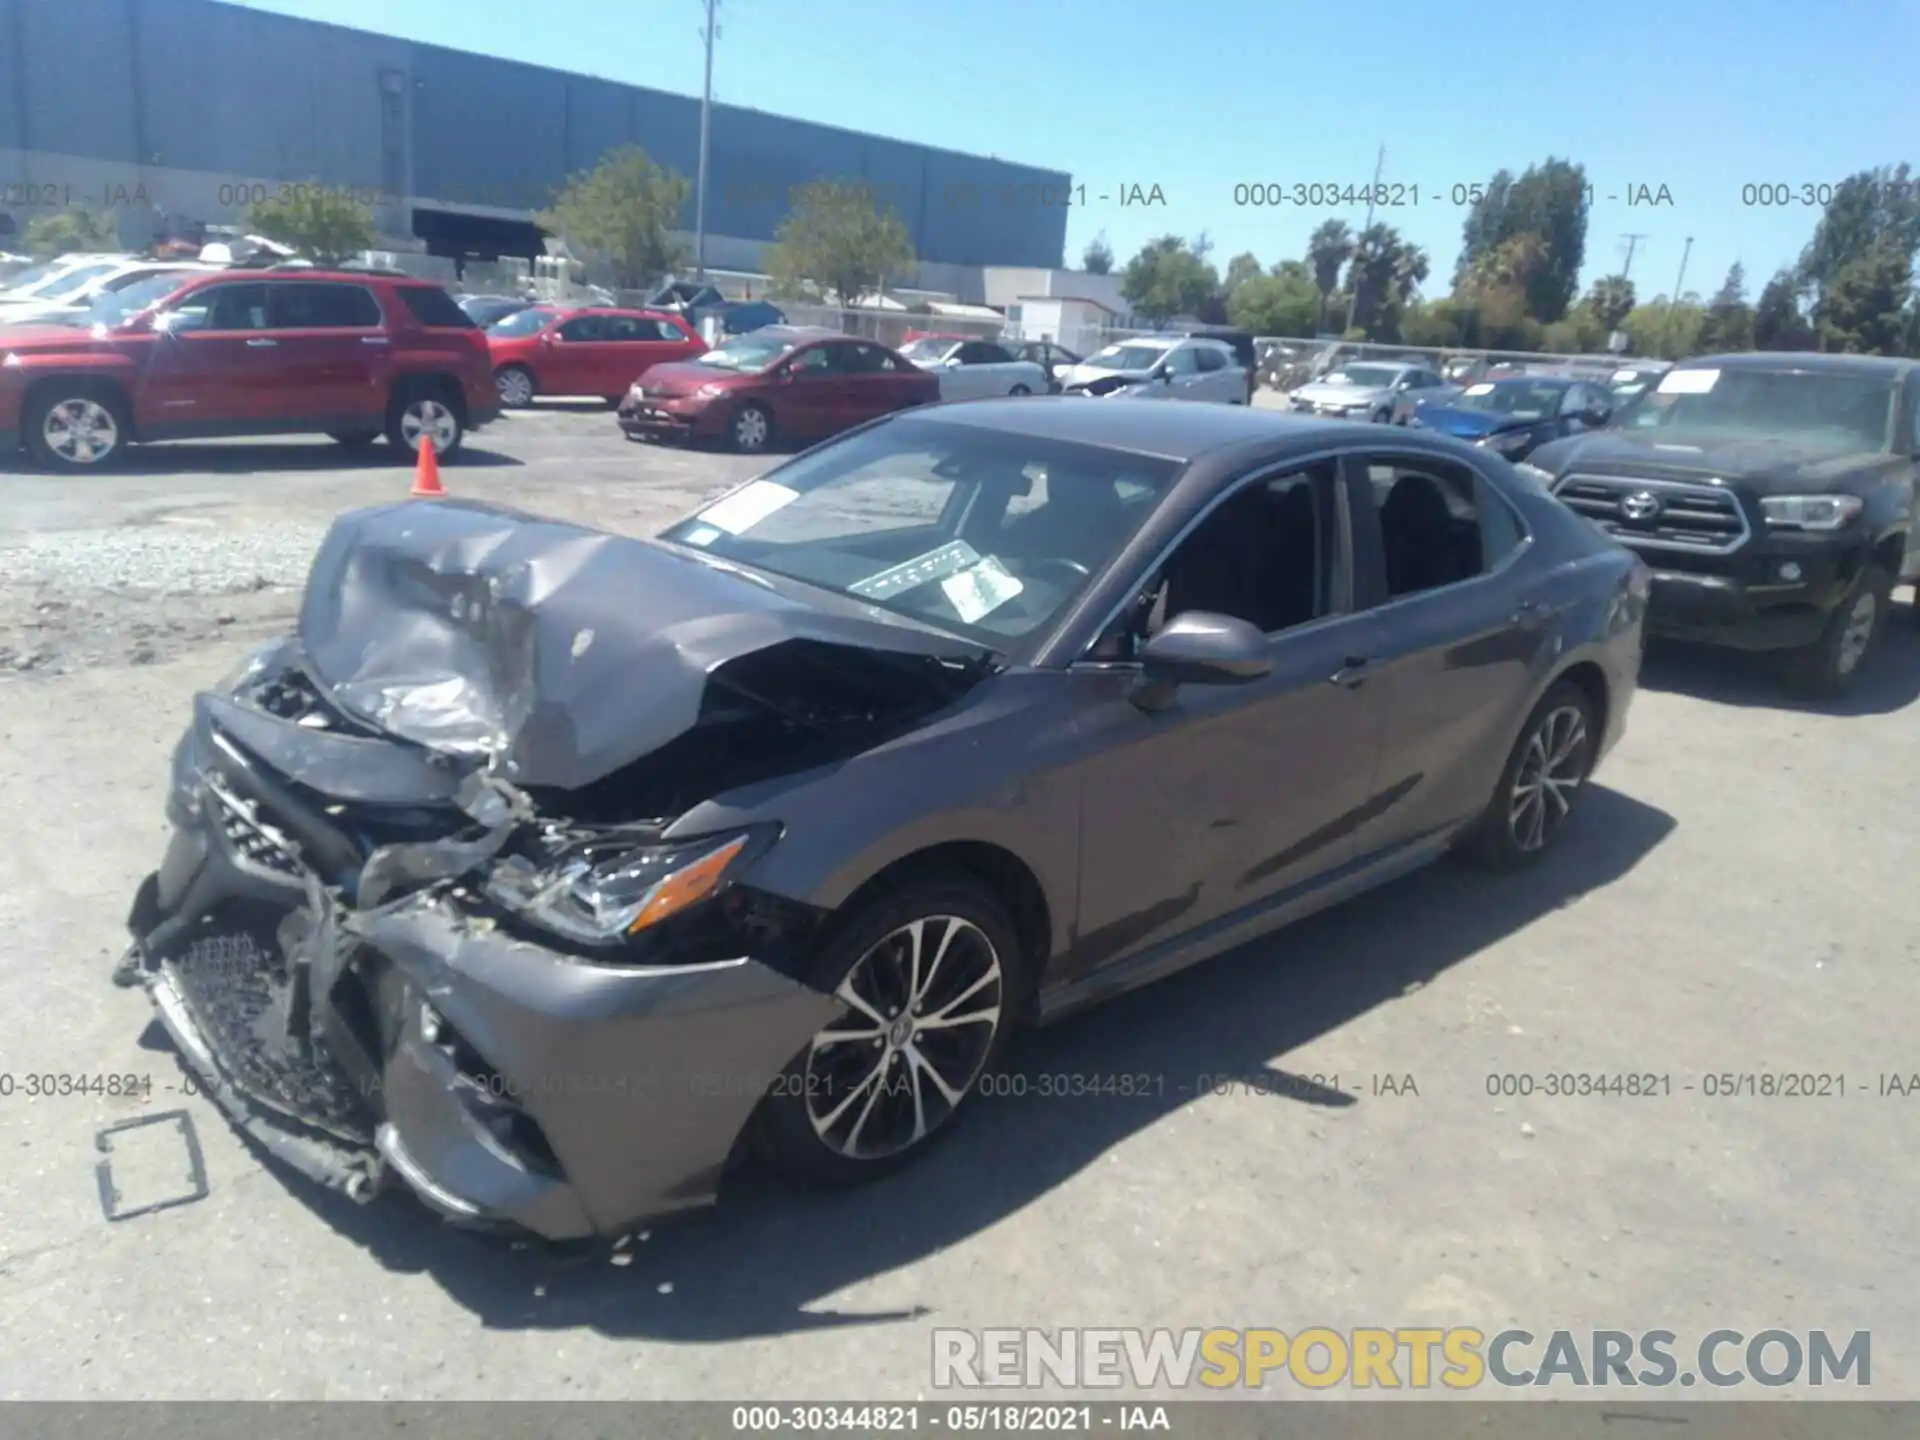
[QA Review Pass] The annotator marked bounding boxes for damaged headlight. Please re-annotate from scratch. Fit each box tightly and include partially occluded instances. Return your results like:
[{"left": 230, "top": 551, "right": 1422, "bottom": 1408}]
[
  {"left": 212, "top": 636, "right": 298, "bottom": 696},
  {"left": 482, "top": 826, "right": 774, "bottom": 948}
]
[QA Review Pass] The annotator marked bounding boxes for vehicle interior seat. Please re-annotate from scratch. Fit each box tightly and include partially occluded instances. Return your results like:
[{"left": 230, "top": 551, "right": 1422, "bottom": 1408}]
[
  {"left": 1159, "top": 482, "right": 1318, "bottom": 635},
  {"left": 1380, "top": 473, "right": 1464, "bottom": 595}
]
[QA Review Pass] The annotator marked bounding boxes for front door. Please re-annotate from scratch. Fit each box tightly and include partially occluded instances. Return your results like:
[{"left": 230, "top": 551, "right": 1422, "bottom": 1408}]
[
  {"left": 839, "top": 341, "right": 915, "bottom": 425},
  {"left": 1067, "top": 459, "right": 1390, "bottom": 981},
  {"left": 1339, "top": 450, "right": 1546, "bottom": 855},
  {"left": 547, "top": 312, "right": 609, "bottom": 395},
  {"left": 780, "top": 342, "right": 851, "bottom": 437},
  {"left": 140, "top": 280, "right": 281, "bottom": 429},
  {"left": 264, "top": 281, "right": 389, "bottom": 428}
]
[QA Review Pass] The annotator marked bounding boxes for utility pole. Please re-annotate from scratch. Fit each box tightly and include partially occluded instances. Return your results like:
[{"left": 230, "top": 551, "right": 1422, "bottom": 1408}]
[
  {"left": 693, "top": 0, "right": 719, "bottom": 281},
  {"left": 1620, "top": 233, "right": 1648, "bottom": 282},
  {"left": 1342, "top": 143, "right": 1386, "bottom": 336},
  {"left": 1663, "top": 236, "right": 1694, "bottom": 358}
]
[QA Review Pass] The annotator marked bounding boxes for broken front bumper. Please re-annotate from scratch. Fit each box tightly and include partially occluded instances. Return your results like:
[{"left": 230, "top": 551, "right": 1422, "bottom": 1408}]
[{"left": 125, "top": 694, "right": 839, "bottom": 1241}]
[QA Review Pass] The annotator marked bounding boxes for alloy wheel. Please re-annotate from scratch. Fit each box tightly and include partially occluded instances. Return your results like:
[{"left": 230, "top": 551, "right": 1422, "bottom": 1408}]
[
  {"left": 733, "top": 406, "right": 769, "bottom": 451},
  {"left": 401, "top": 398, "right": 459, "bottom": 452},
  {"left": 1508, "top": 704, "right": 1590, "bottom": 853},
  {"left": 1836, "top": 591, "right": 1877, "bottom": 675},
  {"left": 804, "top": 916, "right": 1004, "bottom": 1161},
  {"left": 42, "top": 398, "right": 119, "bottom": 465},
  {"left": 496, "top": 368, "right": 534, "bottom": 406}
]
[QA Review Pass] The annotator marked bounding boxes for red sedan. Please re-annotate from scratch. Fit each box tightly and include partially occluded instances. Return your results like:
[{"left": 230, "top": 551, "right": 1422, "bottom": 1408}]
[
  {"left": 486, "top": 305, "right": 705, "bottom": 406},
  {"left": 618, "top": 326, "right": 938, "bottom": 452}
]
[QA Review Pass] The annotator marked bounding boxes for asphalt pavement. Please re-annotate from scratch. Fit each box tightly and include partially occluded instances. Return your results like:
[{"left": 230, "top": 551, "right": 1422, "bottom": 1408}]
[{"left": 1, "top": 402, "right": 1917, "bottom": 1401}]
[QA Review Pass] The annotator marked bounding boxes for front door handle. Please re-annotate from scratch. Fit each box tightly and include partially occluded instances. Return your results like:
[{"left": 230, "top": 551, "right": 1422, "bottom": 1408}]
[
  {"left": 1329, "top": 657, "right": 1370, "bottom": 689},
  {"left": 1511, "top": 600, "right": 1548, "bottom": 628},
  {"left": 245, "top": 337, "right": 278, "bottom": 348}
]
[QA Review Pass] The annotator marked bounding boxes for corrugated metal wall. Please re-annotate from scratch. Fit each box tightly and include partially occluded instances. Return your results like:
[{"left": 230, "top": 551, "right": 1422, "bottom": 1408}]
[{"left": 1, "top": 0, "right": 1069, "bottom": 268}]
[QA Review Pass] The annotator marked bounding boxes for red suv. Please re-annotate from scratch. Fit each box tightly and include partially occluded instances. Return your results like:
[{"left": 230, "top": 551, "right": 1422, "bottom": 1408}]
[
  {"left": 485, "top": 305, "right": 706, "bottom": 407},
  {"left": 0, "top": 268, "right": 499, "bottom": 471}
]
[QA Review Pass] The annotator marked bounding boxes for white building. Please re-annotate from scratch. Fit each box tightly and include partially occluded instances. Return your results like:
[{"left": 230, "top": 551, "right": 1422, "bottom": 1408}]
[{"left": 979, "top": 266, "right": 1142, "bottom": 351}]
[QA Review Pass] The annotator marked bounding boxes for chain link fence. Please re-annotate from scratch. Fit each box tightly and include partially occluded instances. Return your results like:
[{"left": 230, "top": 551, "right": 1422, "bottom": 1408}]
[{"left": 1246, "top": 337, "right": 1660, "bottom": 392}]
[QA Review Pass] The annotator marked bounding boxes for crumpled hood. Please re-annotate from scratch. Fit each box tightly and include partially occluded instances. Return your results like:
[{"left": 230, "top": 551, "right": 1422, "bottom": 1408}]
[
  {"left": 1531, "top": 431, "right": 1895, "bottom": 493},
  {"left": 296, "top": 498, "right": 992, "bottom": 790}
]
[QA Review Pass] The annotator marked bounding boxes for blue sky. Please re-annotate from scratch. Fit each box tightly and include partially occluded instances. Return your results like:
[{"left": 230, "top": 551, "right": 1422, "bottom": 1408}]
[{"left": 238, "top": 0, "right": 1920, "bottom": 304}]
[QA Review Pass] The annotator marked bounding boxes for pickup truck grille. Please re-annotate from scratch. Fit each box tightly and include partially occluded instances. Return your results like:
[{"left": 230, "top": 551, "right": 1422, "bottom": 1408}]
[{"left": 1553, "top": 475, "right": 1750, "bottom": 554}]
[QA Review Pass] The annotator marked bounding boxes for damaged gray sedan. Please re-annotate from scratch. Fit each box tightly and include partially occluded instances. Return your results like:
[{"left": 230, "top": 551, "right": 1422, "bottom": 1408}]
[{"left": 122, "top": 399, "right": 1648, "bottom": 1241}]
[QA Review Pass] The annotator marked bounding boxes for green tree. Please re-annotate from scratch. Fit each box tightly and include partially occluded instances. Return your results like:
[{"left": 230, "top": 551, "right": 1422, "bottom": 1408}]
[
  {"left": 1624, "top": 296, "right": 1706, "bottom": 359},
  {"left": 1346, "top": 224, "right": 1428, "bottom": 339},
  {"left": 1752, "top": 269, "right": 1815, "bottom": 350},
  {"left": 1695, "top": 263, "right": 1756, "bottom": 353},
  {"left": 1454, "top": 159, "right": 1589, "bottom": 321},
  {"left": 763, "top": 179, "right": 915, "bottom": 309},
  {"left": 1081, "top": 233, "right": 1114, "bottom": 275},
  {"left": 1227, "top": 259, "right": 1320, "bottom": 336},
  {"left": 1120, "top": 234, "right": 1221, "bottom": 323},
  {"left": 1816, "top": 241, "right": 1913, "bottom": 354},
  {"left": 1584, "top": 274, "right": 1637, "bottom": 333},
  {"left": 244, "top": 186, "right": 377, "bottom": 265},
  {"left": 24, "top": 206, "right": 120, "bottom": 258},
  {"left": 1223, "top": 251, "right": 1263, "bottom": 298},
  {"left": 1797, "top": 164, "right": 1920, "bottom": 321},
  {"left": 1539, "top": 307, "right": 1609, "bottom": 355},
  {"left": 1305, "top": 219, "right": 1355, "bottom": 331},
  {"left": 537, "top": 145, "right": 691, "bottom": 291},
  {"left": 1400, "top": 297, "right": 1476, "bottom": 349}
]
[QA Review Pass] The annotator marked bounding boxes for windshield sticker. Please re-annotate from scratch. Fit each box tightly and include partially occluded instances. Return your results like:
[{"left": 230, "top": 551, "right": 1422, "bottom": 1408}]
[
  {"left": 698, "top": 479, "right": 799, "bottom": 535},
  {"left": 941, "top": 556, "right": 1025, "bottom": 625},
  {"left": 1658, "top": 368, "right": 1719, "bottom": 395},
  {"left": 1464, "top": 383, "right": 1495, "bottom": 396},
  {"left": 680, "top": 523, "right": 722, "bottom": 548},
  {"left": 1612, "top": 368, "right": 1638, "bottom": 382},
  {"left": 848, "top": 541, "right": 981, "bottom": 600}
]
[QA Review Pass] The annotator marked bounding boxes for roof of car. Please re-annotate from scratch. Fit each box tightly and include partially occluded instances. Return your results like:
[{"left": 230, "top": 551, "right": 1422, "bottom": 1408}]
[
  {"left": 1679, "top": 351, "right": 1916, "bottom": 377},
  {"left": 899, "top": 395, "right": 1385, "bottom": 462}
]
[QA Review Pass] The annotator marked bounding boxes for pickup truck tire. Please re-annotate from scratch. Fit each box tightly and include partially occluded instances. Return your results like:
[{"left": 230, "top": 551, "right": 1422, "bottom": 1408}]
[
  {"left": 1785, "top": 563, "right": 1892, "bottom": 698},
  {"left": 25, "top": 383, "right": 132, "bottom": 472},
  {"left": 386, "top": 382, "right": 465, "bottom": 460}
]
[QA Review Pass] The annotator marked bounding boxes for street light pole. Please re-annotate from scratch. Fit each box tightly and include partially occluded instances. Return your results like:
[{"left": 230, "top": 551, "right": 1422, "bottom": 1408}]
[
  {"left": 693, "top": 0, "right": 719, "bottom": 282},
  {"left": 1620, "top": 233, "right": 1648, "bottom": 282},
  {"left": 1663, "top": 236, "right": 1694, "bottom": 358},
  {"left": 1342, "top": 143, "right": 1385, "bottom": 336}
]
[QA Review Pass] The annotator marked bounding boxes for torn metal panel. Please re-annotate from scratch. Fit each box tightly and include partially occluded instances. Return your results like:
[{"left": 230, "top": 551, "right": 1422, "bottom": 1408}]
[{"left": 297, "top": 499, "right": 993, "bottom": 789}]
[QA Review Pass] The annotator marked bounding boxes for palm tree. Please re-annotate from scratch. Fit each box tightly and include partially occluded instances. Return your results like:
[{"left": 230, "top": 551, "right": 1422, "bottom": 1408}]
[{"left": 1307, "top": 219, "right": 1355, "bottom": 332}]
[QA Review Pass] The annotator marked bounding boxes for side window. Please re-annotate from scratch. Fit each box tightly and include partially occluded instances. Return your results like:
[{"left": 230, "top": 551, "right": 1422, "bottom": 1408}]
[
  {"left": 1107, "top": 462, "right": 1337, "bottom": 653},
  {"left": 559, "top": 314, "right": 605, "bottom": 342},
  {"left": 789, "top": 344, "right": 839, "bottom": 375},
  {"left": 170, "top": 283, "right": 270, "bottom": 332},
  {"left": 843, "top": 343, "right": 898, "bottom": 374},
  {"left": 956, "top": 342, "right": 1001, "bottom": 365},
  {"left": 1364, "top": 457, "right": 1523, "bottom": 599},
  {"left": 269, "top": 283, "right": 381, "bottom": 329},
  {"left": 396, "top": 286, "right": 476, "bottom": 328},
  {"left": 1194, "top": 347, "right": 1226, "bottom": 372},
  {"left": 600, "top": 315, "right": 646, "bottom": 341},
  {"left": 1164, "top": 346, "right": 1200, "bottom": 375},
  {"left": 652, "top": 318, "right": 692, "bottom": 341}
]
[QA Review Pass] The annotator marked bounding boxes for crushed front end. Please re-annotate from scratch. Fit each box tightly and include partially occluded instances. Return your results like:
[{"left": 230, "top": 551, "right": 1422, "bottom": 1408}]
[{"left": 122, "top": 643, "right": 843, "bottom": 1240}]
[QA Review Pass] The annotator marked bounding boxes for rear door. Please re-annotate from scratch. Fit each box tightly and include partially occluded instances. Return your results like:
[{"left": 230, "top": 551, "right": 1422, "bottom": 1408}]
[
  {"left": 840, "top": 341, "right": 918, "bottom": 423},
  {"left": 264, "top": 281, "right": 389, "bottom": 428},
  {"left": 779, "top": 341, "right": 852, "bottom": 437},
  {"left": 1336, "top": 447, "right": 1545, "bottom": 859},
  {"left": 1192, "top": 344, "right": 1239, "bottom": 402},
  {"left": 547, "top": 312, "right": 608, "bottom": 394},
  {"left": 1158, "top": 343, "right": 1205, "bottom": 401},
  {"left": 141, "top": 280, "right": 278, "bottom": 428},
  {"left": 590, "top": 313, "right": 679, "bottom": 396}
]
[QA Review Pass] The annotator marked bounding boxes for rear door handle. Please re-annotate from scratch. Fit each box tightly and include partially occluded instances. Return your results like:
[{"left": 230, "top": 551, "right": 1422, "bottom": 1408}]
[
  {"left": 245, "top": 338, "right": 277, "bottom": 348},
  {"left": 1329, "top": 657, "right": 1371, "bottom": 689}
]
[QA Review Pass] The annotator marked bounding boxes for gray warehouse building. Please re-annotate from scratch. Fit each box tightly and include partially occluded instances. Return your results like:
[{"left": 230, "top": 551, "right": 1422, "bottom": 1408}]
[{"left": 0, "top": 0, "right": 1071, "bottom": 294}]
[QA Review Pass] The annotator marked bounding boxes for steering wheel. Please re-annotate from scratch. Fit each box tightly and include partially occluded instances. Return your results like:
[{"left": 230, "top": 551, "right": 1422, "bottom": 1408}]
[{"left": 1027, "top": 557, "right": 1091, "bottom": 584}]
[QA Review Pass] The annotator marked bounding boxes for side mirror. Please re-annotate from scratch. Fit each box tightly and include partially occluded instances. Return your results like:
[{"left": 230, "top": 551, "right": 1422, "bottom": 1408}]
[
  {"left": 1584, "top": 407, "right": 1611, "bottom": 426},
  {"left": 1130, "top": 612, "right": 1271, "bottom": 713},
  {"left": 1153, "top": 363, "right": 1173, "bottom": 382},
  {"left": 774, "top": 366, "right": 794, "bottom": 383}
]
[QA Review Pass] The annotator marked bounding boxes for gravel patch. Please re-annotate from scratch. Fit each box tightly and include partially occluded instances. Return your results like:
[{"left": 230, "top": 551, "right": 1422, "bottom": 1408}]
[{"left": 0, "top": 521, "right": 330, "bottom": 595}]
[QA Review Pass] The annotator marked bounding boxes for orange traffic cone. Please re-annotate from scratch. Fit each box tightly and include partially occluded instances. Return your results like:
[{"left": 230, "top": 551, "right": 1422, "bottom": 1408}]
[{"left": 410, "top": 434, "right": 446, "bottom": 498}]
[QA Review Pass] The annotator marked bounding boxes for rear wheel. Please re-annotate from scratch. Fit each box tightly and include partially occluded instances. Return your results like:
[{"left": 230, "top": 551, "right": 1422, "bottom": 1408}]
[
  {"left": 387, "top": 383, "right": 464, "bottom": 459},
  {"left": 755, "top": 877, "right": 1019, "bottom": 1187},
  {"left": 26, "top": 384, "right": 131, "bottom": 471},
  {"left": 1464, "top": 681, "right": 1599, "bottom": 871},
  {"left": 1785, "top": 565, "right": 1891, "bottom": 698}
]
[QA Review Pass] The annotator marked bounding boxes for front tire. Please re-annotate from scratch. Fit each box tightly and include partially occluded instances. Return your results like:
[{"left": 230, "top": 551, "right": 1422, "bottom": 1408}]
[
  {"left": 1464, "top": 681, "right": 1599, "bottom": 871},
  {"left": 1784, "top": 565, "right": 1891, "bottom": 698},
  {"left": 387, "top": 383, "right": 465, "bottom": 459},
  {"left": 26, "top": 384, "right": 131, "bottom": 471},
  {"left": 755, "top": 877, "right": 1020, "bottom": 1188},
  {"left": 728, "top": 401, "right": 773, "bottom": 453},
  {"left": 494, "top": 365, "right": 535, "bottom": 408}
]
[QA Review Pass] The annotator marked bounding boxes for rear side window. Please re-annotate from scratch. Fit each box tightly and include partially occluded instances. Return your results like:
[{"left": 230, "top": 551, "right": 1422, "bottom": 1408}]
[
  {"left": 270, "top": 283, "right": 381, "bottom": 329},
  {"left": 398, "top": 286, "right": 477, "bottom": 328},
  {"left": 1363, "top": 457, "right": 1527, "bottom": 598}
]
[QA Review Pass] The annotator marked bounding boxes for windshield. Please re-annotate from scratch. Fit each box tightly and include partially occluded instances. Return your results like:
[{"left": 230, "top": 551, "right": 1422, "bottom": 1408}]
[
  {"left": 1614, "top": 367, "right": 1897, "bottom": 454},
  {"left": 71, "top": 272, "right": 195, "bottom": 327},
  {"left": 899, "top": 338, "right": 958, "bottom": 362},
  {"left": 33, "top": 262, "right": 121, "bottom": 301},
  {"left": 696, "top": 334, "right": 801, "bottom": 371},
  {"left": 486, "top": 307, "right": 557, "bottom": 337},
  {"left": 0, "top": 259, "right": 78, "bottom": 297},
  {"left": 1452, "top": 380, "right": 1567, "bottom": 419},
  {"left": 657, "top": 417, "right": 1180, "bottom": 645},
  {"left": 1323, "top": 364, "right": 1402, "bottom": 388},
  {"left": 1085, "top": 343, "right": 1169, "bottom": 372}
]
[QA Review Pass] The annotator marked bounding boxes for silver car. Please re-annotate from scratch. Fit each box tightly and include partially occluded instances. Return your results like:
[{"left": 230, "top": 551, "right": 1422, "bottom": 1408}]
[
  {"left": 1060, "top": 336, "right": 1248, "bottom": 403},
  {"left": 1290, "top": 361, "right": 1449, "bottom": 423}
]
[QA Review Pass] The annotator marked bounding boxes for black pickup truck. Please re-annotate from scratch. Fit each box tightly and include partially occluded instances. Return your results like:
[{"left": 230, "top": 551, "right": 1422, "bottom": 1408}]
[{"left": 1520, "top": 352, "right": 1920, "bottom": 697}]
